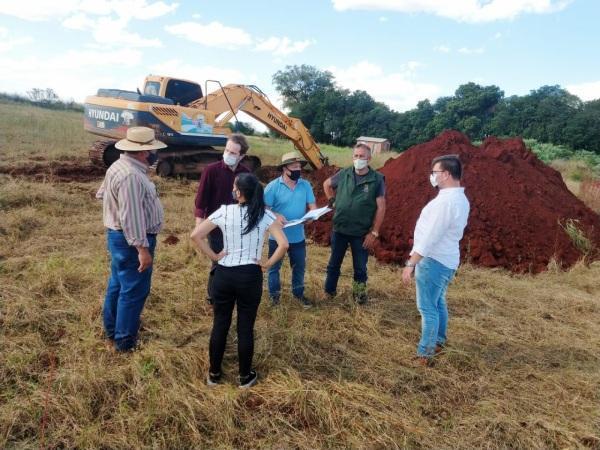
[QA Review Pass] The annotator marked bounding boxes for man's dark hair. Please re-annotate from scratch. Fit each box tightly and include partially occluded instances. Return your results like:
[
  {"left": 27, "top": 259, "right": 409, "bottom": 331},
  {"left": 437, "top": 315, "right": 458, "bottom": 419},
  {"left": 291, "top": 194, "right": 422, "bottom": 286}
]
[
  {"left": 353, "top": 143, "right": 372, "bottom": 155},
  {"left": 432, "top": 154, "right": 462, "bottom": 180},
  {"left": 228, "top": 133, "right": 249, "bottom": 154}
]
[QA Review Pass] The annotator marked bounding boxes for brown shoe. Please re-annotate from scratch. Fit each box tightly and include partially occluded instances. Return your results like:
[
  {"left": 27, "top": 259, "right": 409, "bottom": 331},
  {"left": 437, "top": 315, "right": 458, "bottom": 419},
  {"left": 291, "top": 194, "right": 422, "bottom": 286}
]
[
  {"left": 414, "top": 356, "right": 434, "bottom": 367},
  {"left": 435, "top": 345, "right": 444, "bottom": 354}
]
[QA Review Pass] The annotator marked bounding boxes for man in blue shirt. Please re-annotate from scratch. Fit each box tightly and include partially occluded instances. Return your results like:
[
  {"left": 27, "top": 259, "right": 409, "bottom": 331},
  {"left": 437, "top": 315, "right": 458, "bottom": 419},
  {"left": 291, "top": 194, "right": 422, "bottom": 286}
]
[{"left": 264, "top": 152, "right": 316, "bottom": 308}]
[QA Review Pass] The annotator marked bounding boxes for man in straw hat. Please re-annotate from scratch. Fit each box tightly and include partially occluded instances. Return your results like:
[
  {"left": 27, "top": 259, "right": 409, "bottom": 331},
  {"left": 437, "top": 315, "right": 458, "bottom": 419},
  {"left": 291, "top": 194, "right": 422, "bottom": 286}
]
[
  {"left": 96, "top": 126, "right": 166, "bottom": 352},
  {"left": 264, "top": 151, "right": 316, "bottom": 308}
]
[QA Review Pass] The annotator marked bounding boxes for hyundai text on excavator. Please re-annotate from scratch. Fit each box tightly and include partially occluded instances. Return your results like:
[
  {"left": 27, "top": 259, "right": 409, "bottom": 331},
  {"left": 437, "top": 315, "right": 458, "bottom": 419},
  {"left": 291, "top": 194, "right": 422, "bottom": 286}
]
[{"left": 84, "top": 75, "right": 328, "bottom": 176}]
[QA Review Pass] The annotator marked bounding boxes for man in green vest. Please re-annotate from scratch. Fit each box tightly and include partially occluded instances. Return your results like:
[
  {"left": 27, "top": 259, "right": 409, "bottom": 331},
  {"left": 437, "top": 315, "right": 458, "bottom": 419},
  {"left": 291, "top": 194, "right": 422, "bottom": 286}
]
[{"left": 323, "top": 143, "right": 386, "bottom": 304}]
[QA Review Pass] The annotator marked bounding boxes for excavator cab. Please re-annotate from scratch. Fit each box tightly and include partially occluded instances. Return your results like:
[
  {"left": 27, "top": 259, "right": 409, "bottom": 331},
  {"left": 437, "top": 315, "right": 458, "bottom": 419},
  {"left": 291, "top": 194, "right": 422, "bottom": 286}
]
[{"left": 143, "top": 76, "right": 202, "bottom": 106}]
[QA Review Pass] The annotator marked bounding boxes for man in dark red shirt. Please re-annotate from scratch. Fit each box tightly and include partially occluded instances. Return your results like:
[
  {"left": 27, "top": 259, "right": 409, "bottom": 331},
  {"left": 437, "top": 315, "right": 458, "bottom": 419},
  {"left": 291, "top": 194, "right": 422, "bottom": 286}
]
[{"left": 194, "top": 133, "right": 250, "bottom": 303}]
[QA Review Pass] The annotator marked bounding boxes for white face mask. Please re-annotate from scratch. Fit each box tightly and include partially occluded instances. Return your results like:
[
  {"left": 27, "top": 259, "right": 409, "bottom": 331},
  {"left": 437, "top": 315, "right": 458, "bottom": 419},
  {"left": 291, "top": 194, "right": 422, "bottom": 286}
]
[
  {"left": 429, "top": 173, "right": 439, "bottom": 187},
  {"left": 223, "top": 152, "right": 238, "bottom": 167},
  {"left": 353, "top": 158, "right": 369, "bottom": 170}
]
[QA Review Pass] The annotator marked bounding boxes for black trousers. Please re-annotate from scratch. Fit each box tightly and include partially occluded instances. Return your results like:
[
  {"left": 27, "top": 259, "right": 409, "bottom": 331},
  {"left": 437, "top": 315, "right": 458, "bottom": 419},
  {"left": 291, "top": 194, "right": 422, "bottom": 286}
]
[
  {"left": 209, "top": 264, "right": 262, "bottom": 377},
  {"left": 207, "top": 228, "right": 224, "bottom": 300}
]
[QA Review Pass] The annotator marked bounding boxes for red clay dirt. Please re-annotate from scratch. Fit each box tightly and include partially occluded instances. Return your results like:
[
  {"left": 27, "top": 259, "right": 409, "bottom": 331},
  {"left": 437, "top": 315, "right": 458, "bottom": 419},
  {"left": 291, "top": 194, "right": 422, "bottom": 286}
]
[{"left": 305, "top": 130, "right": 600, "bottom": 273}]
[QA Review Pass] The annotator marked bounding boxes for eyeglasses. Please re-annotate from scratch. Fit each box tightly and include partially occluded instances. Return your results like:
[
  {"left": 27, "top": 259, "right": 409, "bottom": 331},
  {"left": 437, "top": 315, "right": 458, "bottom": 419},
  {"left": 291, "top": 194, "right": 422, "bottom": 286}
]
[{"left": 430, "top": 170, "right": 445, "bottom": 175}]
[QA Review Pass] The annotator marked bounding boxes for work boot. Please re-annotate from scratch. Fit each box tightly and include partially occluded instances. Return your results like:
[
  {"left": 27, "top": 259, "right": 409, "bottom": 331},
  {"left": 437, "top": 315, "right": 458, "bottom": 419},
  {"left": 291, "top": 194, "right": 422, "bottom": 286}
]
[{"left": 295, "top": 296, "right": 313, "bottom": 309}]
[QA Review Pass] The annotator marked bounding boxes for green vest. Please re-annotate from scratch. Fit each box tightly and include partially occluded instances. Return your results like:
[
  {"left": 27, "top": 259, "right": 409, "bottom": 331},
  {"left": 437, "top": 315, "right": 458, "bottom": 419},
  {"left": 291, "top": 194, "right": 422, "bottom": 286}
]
[{"left": 333, "top": 167, "right": 383, "bottom": 236}]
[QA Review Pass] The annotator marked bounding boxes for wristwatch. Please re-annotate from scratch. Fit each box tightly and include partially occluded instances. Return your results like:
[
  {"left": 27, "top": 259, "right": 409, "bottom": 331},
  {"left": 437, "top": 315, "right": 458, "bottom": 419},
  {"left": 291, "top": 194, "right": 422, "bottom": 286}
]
[
  {"left": 370, "top": 230, "right": 379, "bottom": 238},
  {"left": 405, "top": 261, "right": 416, "bottom": 268}
]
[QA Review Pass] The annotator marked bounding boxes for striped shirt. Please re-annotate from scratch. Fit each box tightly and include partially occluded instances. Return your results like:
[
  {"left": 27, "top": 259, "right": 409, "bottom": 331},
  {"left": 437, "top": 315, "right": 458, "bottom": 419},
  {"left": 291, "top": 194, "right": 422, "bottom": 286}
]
[
  {"left": 208, "top": 205, "right": 276, "bottom": 267},
  {"left": 96, "top": 154, "right": 164, "bottom": 247}
]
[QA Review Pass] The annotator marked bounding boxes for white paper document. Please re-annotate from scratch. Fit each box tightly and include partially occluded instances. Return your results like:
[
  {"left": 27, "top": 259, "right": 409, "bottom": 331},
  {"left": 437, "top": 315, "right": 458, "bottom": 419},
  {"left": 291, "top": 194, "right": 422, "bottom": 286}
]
[{"left": 283, "top": 206, "right": 332, "bottom": 228}]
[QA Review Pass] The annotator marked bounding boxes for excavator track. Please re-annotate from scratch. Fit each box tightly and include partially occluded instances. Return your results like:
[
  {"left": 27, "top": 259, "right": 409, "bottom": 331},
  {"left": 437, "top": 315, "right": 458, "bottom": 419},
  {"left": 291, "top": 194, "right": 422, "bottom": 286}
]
[{"left": 89, "top": 139, "right": 119, "bottom": 168}]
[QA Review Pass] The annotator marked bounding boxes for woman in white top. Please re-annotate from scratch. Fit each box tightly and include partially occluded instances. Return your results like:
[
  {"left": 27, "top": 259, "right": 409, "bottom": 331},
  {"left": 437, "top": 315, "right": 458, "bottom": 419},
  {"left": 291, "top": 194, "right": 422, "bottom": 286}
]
[{"left": 191, "top": 173, "right": 288, "bottom": 388}]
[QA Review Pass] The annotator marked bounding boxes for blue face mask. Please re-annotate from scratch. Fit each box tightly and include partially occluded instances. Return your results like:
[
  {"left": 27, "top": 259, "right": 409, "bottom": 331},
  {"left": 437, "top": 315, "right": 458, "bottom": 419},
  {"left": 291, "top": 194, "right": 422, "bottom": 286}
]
[{"left": 146, "top": 151, "right": 158, "bottom": 166}]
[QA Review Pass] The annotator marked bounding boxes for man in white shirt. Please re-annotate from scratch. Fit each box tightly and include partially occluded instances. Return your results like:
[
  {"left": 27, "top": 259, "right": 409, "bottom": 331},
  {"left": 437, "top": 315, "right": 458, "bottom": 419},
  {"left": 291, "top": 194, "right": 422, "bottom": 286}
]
[{"left": 402, "top": 155, "right": 470, "bottom": 365}]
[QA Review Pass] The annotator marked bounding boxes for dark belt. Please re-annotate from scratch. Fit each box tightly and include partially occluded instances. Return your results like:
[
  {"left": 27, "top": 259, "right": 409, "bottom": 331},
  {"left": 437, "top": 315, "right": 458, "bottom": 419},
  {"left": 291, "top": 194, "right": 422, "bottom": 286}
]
[{"left": 109, "top": 228, "right": 157, "bottom": 236}]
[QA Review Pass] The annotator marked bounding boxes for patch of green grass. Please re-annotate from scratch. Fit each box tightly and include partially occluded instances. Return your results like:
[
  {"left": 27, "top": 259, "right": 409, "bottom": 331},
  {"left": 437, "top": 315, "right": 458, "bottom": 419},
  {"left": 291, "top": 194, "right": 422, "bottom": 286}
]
[
  {"left": 525, "top": 139, "right": 600, "bottom": 174},
  {"left": 248, "top": 135, "right": 394, "bottom": 169}
]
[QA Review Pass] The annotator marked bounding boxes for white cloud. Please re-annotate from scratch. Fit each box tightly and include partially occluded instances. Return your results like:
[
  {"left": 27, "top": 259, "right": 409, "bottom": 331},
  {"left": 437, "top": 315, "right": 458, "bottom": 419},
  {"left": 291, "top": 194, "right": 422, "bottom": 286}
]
[
  {"left": 0, "top": 0, "right": 178, "bottom": 21},
  {"left": 331, "top": 0, "right": 572, "bottom": 23},
  {"left": 166, "top": 21, "right": 314, "bottom": 56},
  {"left": 567, "top": 81, "right": 600, "bottom": 101},
  {"left": 328, "top": 60, "right": 442, "bottom": 111},
  {"left": 434, "top": 44, "right": 451, "bottom": 53},
  {"left": 458, "top": 46, "right": 484, "bottom": 54},
  {"left": 61, "top": 13, "right": 95, "bottom": 30},
  {"left": 149, "top": 59, "right": 253, "bottom": 85},
  {"left": 165, "top": 21, "right": 252, "bottom": 50},
  {"left": 0, "top": 27, "right": 34, "bottom": 52},
  {"left": 254, "top": 37, "right": 315, "bottom": 56},
  {"left": 2, "top": 1, "right": 175, "bottom": 49},
  {"left": 0, "top": 48, "right": 144, "bottom": 101},
  {"left": 0, "top": 0, "right": 80, "bottom": 21},
  {"left": 62, "top": 14, "right": 162, "bottom": 47}
]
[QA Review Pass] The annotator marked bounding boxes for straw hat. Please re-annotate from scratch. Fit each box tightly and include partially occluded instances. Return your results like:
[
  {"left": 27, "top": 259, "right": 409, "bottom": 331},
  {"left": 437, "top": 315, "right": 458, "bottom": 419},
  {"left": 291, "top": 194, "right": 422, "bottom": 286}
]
[
  {"left": 278, "top": 151, "right": 307, "bottom": 169},
  {"left": 115, "top": 127, "right": 167, "bottom": 151}
]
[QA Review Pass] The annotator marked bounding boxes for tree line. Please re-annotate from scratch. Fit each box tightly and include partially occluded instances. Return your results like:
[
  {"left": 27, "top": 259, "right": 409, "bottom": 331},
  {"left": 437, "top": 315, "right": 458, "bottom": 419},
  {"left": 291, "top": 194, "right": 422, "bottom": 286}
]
[{"left": 272, "top": 65, "right": 600, "bottom": 154}]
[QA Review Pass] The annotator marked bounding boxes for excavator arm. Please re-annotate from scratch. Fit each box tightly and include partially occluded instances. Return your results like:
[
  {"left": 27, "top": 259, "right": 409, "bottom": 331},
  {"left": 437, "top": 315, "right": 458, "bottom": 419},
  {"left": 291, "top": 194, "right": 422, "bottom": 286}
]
[{"left": 189, "top": 84, "right": 328, "bottom": 169}]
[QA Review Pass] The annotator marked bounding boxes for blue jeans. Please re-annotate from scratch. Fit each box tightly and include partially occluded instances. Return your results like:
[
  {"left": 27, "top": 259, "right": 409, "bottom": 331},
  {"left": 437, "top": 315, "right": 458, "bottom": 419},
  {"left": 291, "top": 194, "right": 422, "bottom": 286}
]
[
  {"left": 103, "top": 230, "right": 156, "bottom": 351},
  {"left": 324, "top": 231, "right": 368, "bottom": 295},
  {"left": 415, "top": 257, "right": 455, "bottom": 357},
  {"left": 268, "top": 239, "right": 306, "bottom": 299}
]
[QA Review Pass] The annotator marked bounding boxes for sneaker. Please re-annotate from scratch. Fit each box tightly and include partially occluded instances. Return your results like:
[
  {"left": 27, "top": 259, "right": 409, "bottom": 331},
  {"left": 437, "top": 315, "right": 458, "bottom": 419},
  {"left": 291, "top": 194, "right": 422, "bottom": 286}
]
[
  {"left": 239, "top": 370, "right": 258, "bottom": 389},
  {"left": 270, "top": 296, "right": 280, "bottom": 307},
  {"left": 206, "top": 371, "right": 222, "bottom": 387},
  {"left": 295, "top": 296, "right": 313, "bottom": 309}
]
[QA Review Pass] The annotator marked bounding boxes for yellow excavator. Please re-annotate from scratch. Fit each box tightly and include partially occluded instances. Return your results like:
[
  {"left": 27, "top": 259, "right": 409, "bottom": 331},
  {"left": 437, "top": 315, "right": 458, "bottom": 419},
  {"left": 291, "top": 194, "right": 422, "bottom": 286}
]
[{"left": 84, "top": 75, "right": 328, "bottom": 176}]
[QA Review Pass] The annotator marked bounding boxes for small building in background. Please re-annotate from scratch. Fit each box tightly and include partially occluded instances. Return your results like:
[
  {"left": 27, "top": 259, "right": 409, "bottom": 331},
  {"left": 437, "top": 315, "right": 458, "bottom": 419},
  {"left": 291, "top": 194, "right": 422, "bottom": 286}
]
[{"left": 356, "top": 136, "right": 391, "bottom": 155}]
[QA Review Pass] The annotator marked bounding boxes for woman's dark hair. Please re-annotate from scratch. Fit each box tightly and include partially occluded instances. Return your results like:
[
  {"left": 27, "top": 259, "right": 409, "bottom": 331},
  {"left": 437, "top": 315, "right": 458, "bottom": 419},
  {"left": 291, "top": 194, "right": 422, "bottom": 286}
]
[{"left": 235, "top": 173, "right": 265, "bottom": 234}]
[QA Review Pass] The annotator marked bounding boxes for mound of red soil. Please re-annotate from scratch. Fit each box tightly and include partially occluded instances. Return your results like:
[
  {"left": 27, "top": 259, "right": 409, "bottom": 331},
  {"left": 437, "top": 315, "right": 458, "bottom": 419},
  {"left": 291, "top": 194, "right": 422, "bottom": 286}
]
[
  {"left": 255, "top": 165, "right": 281, "bottom": 184},
  {"left": 307, "top": 130, "right": 600, "bottom": 273}
]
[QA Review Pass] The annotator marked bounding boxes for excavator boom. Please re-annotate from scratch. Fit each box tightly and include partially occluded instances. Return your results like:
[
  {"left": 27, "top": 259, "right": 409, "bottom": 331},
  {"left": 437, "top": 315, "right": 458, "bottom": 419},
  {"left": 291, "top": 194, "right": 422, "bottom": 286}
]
[{"left": 189, "top": 84, "right": 327, "bottom": 169}]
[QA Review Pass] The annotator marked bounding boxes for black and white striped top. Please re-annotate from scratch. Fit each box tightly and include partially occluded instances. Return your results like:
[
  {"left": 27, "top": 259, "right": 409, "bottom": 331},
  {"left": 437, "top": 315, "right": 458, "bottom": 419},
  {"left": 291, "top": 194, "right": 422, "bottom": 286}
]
[{"left": 208, "top": 205, "right": 276, "bottom": 267}]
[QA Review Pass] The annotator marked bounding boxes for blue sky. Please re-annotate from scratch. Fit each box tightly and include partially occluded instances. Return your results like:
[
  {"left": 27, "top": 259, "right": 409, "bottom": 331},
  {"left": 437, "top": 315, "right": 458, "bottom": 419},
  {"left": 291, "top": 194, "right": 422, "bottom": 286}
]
[{"left": 1, "top": 0, "right": 599, "bottom": 121}]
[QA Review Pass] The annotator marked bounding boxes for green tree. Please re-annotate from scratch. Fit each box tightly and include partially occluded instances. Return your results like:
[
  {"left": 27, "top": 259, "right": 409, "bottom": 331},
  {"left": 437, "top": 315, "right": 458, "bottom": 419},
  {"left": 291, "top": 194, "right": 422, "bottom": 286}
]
[{"left": 272, "top": 65, "right": 335, "bottom": 109}]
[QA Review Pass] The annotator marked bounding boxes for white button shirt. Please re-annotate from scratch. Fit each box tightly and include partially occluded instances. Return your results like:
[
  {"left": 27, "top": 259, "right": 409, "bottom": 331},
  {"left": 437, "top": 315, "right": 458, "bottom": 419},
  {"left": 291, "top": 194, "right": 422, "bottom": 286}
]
[
  {"left": 208, "top": 205, "right": 276, "bottom": 267},
  {"left": 411, "top": 187, "right": 470, "bottom": 270}
]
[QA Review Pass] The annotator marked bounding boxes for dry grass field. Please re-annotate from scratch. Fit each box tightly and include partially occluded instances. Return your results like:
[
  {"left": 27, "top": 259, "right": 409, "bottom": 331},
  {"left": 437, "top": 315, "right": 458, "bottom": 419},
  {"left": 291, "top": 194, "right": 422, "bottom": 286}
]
[{"left": 1, "top": 99, "right": 599, "bottom": 449}]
